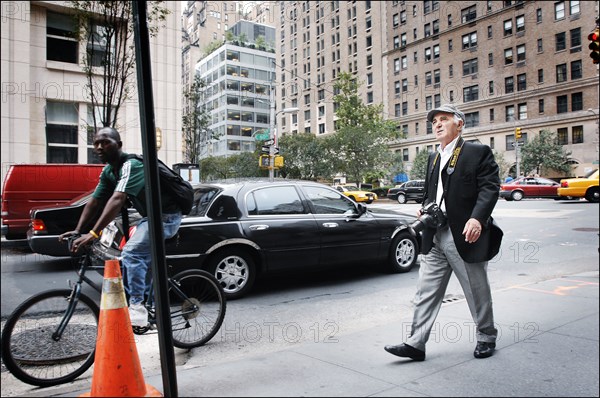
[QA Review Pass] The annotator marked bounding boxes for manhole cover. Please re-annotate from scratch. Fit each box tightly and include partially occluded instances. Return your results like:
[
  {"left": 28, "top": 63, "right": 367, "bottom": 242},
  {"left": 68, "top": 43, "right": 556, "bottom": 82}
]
[{"left": 573, "top": 228, "right": 599, "bottom": 232}]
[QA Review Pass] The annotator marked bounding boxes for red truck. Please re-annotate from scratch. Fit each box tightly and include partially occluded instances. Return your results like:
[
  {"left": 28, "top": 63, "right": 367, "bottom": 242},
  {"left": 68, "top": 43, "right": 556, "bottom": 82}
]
[{"left": 1, "top": 164, "right": 104, "bottom": 239}]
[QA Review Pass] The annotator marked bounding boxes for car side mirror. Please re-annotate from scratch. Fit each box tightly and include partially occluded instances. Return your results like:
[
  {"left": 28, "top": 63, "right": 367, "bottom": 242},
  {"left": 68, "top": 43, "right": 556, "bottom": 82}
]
[{"left": 349, "top": 202, "right": 367, "bottom": 218}]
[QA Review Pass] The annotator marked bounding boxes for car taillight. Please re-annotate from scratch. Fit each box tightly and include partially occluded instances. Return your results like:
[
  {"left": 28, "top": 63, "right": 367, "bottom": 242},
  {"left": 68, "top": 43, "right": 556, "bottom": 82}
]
[
  {"left": 30, "top": 219, "right": 47, "bottom": 232},
  {"left": 561, "top": 181, "right": 569, "bottom": 187}
]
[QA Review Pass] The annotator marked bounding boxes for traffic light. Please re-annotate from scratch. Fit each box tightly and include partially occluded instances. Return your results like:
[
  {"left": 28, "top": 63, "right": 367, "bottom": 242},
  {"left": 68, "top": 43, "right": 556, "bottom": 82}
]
[
  {"left": 515, "top": 127, "right": 522, "bottom": 140},
  {"left": 589, "top": 28, "right": 600, "bottom": 64}
]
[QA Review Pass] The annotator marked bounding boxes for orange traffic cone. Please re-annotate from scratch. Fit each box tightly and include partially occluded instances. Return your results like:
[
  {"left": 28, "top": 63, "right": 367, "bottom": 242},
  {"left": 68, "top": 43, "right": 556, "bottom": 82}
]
[{"left": 80, "top": 259, "right": 162, "bottom": 397}]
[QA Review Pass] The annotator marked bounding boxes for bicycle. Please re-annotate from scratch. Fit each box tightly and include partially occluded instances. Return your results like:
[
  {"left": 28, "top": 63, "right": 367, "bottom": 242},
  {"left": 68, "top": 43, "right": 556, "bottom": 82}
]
[{"left": 1, "top": 231, "right": 227, "bottom": 387}]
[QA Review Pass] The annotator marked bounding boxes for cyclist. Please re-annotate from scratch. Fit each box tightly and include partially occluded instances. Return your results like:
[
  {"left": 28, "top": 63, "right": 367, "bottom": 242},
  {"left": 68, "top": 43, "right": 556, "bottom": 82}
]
[{"left": 59, "top": 127, "right": 183, "bottom": 327}]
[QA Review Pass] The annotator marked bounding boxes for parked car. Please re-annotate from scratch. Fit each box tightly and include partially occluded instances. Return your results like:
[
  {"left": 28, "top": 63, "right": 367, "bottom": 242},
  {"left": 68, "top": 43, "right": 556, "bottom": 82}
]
[
  {"left": 499, "top": 176, "right": 561, "bottom": 201},
  {"left": 557, "top": 169, "right": 599, "bottom": 203},
  {"left": 387, "top": 180, "right": 425, "bottom": 204},
  {"left": 334, "top": 184, "right": 378, "bottom": 203},
  {"left": 28, "top": 180, "right": 419, "bottom": 299},
  {"left": 1, "top": 163, "right": 103, "bottom": 239}
]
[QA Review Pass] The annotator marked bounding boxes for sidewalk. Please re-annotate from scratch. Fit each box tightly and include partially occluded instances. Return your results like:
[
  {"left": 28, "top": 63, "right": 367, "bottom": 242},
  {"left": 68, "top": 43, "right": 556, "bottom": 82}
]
[{"left": 5, "top": 271, "right": 599, "bottom": 397}]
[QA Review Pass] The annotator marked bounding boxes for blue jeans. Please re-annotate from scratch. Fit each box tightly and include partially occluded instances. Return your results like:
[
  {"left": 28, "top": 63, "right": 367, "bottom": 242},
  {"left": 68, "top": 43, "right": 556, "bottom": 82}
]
[{"left": 121, "top": 212, "right": 182, "bottom": 305}]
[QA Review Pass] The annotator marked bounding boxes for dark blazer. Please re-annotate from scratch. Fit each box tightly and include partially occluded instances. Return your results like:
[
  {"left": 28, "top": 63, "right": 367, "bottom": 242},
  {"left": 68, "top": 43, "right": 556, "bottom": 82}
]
[{"left": 422, "top": 138, "right": 502, "bottom": 263}]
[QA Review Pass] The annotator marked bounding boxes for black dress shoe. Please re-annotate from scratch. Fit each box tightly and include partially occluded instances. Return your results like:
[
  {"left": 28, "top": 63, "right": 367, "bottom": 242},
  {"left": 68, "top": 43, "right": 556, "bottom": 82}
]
[
  {"left": 384, "top": 343, "right": 425, "bottom": 361},
  {"left": 473, "top": 341, "right": 496, "bottom": 358}
]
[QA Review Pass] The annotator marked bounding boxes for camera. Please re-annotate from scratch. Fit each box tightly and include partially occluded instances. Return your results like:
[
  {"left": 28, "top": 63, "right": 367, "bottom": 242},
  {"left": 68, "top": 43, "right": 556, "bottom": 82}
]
[{"left": 410, "top": 202, "right": 447, "bottom": 234}]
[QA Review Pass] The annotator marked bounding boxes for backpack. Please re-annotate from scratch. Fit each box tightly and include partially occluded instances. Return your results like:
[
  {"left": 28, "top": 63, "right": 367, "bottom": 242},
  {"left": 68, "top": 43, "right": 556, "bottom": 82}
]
[{"left": 126, "top": 154, "right": 194, "bottom": 215}]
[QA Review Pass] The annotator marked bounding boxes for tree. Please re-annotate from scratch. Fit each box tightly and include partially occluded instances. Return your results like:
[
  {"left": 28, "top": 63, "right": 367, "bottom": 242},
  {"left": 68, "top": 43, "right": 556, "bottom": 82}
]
[
  {"left": 182, "top": 75, "right": 215, "bottom": 164},
  {"left": 410, "top": 148, "right": 431, "bottom": 179},
  {"left": 330, "top": 72, "right": 400, "bottom": 185},
  {"left": 493, "top": 150, "right": 511, "bottom": 179},
  {"left": 278, "top": 133, "right": 333, "bottom": 180},
  {"left": 520, "top": 129, "right": 572, "bottom": 176},
  {"left": 71, "top": 1, "right": 170, "bottom": 130}
]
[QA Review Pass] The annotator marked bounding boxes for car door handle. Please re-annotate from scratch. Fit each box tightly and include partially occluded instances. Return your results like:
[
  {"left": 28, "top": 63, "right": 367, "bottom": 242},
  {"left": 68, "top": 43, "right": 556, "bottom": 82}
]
[
  {"left": 249, "top": 225, "right": 269, "bottom": 230},
  {"left": 323, "top": 223, "right": 338, "bottom": 228}
]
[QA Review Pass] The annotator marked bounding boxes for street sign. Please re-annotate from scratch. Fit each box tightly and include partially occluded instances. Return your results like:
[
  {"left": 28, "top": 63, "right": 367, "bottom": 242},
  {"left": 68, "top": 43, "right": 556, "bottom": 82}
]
[
  {"left": 263, "top": 139, "right": 274, "bottom": 146},
  {"left": 273, "top": 147, "right": 280, "bottom": 155},
  {"left": 261, "top": 146, "right": 270, "bottom": 153},
  {"left": 254, "top": 133, "right": 270, "bottom": 141}
]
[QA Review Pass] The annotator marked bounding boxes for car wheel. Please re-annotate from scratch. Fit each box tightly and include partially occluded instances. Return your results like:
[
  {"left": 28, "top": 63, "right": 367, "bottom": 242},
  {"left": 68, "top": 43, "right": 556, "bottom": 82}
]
[
  {"left": 208, "top": 247, "right": 256, "bottom": 300},
  {"left": 511, "top": 191, "right": 524, "bottom": 201},
  {"left": 585, "top": 187, "right": 599, "bottom": 203},
  {"left": 366, "top": 199, "right": 373, "bottom": 204},
  {"left": 386, "top": 230, "right": 418, "bottom": 273},
  {"left": 397, "top": 193, "right": 407, "bottom": 204}
]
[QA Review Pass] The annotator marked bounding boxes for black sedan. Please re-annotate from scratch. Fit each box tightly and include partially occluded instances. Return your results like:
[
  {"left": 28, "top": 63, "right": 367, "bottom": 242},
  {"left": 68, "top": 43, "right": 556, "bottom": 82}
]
[{"left": 28, "top": 180, "right": 421, "bottom": 299}]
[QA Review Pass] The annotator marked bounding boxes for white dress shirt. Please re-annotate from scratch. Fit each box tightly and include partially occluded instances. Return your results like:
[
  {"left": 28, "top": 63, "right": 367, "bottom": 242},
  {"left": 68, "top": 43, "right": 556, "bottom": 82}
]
[{"left": 435, "top": 135, "right": 460, "bottom": 212}]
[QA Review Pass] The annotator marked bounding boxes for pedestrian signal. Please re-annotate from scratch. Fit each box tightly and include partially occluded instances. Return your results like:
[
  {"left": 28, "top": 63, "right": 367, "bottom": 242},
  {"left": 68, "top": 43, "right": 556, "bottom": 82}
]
[{"left": 259, "top": 155, "right": 270, "bottom": 168}]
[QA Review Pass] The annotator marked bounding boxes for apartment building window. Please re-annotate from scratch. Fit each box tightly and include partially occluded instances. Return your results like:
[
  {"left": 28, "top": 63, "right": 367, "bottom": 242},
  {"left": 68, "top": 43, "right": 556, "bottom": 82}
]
[
  {"left": 518, "top": 103, "right": 527, "bottom": 120},
  {"left": 433, "top": 45, "right": 440, "bottom": 60},
  {"left": 536, "top": 8, "right": 542, "bottom": 23},
  {"left": 505, "top": 105, "right": 515, "bottom": 122},
  {"left": 463, "top": 58, "right": 478, "bottom": 76},
  {"left": 425, "top": 48, "right": 432, "bottom": 62},
  {"left": 425, "top": 23, "right": 431, "bottom": 38},
  {"left": 434, "top": 94, "right": 441, "bottom": 108},
  {"left": 516, "top": 44, "right": 526, "bottom": 62},
  {"left": 415, "top": 99, "right": 419, "bottom": 110},
  {"left": 448, "top": 14, "right": 452, "bottom": 27},
  {"left": 556, "top": 32, "right": 566, "bottom": 51},
  {"left": 414, "top": 51, "right": 418, "bottom": 62},
  {"left": 413, "top": 28, "right": 418, "bottom": 39},
  {"left": 367, "top": 92, "right": 374, "bottom": 104},
  {"left": 488, "top": 25, "right": 493, "bottom": 39},
  {"left": 504, "top": 48, "right": 513, "bottom": 65},
  {"left": 395, "top": 104, "right": 401, "bottom": 117},
  {"left": 556, "top": 63, "right": 567, "bottom": 83},
  {"left": 557, "top": 128, "right": 568, "bottom": 145},
  {"left": 47, "top": 11, "right": 78, "bottom": 63},
  {"left": 516, "top": 15, "right": 525, "bottom": 33},
  {"left": 400, "top": 10, "right": 406, "bottom": 24},
  {"left": 402, "top": 101, "right": 408, "bottom": 115},
  {"left": 402, "top": 78, "right": 408, "bottom": 92},
  {"left": 539, "top": 99, "right": 545, "bottom": 113},
  {"left": 402, "top": 56, "right": 407, "bottom": 69},
  {"left": 570, "top": 0, "right": 580, "bottom": 15},
  {"left": 366, "top": 16, "right": 372, "bottom": 30},
  {"left": 426, "top": 96, "right": 432, "bottom": 110},
  {"left": 489, "top": 81, "right": 494, "bottom": 95},
  {"left": 366, "top": 54, "right": 373, "bottom": 67},
  {"left": 394, "top": 36, "right": 400, "bottom": 48},
  {"left": 505, "top": 77, "right": 514, "bottom": 93},
  {"left": 448, "top": 39, "right": 453, "bottom": 52},
  {"left": 46, "top": 101, "right": 79, "bottom": 163},
  {"left": 425, "top": 71, "right": 432, "bottom": 86},
  {"left": 570, "top": 27, "right": 581, "bottom": 49},
  {"left": 394, "top": 58, "right": 400, "bottom": 73},
  {"left": 538, "top": 69, "right": 544, "bottom": 83},
  {"left": 433, "top": 20, "right": 439, "bottom": 35},
  {"left": 402, "top": 148, "right": 409, "bottom": 162},
  {"left": 449, "top": 90, "right": 454, "bottom": 102},
  {"left": 414, "top": 75, "right": 418, "bottom": 85},
  {"left": 464, "top": 112, "right": 479, "bottom": 128},
  {"left": 537, "top": 39, "right": 543, "bottom": 53},
  {"left": 434, "top": 69, "right": 440, "bottom": 84},
  {"left": 394, "top": 81, "right": 401, "bottom": 96},
  {"left": 319, "top": 123, "right": 325, "bottom": 134},
  {"left": 304, "top": 94, "right": 310, "bottom": 105},
  {"left": 461, "top": 5, "right": 477, "bottom": 23},
  {"left": 463, "top": 85, "right": 479, "bottom": 102},
  {"left": 571, "top": 60, "right": 582, "bottom": 79},
  {"left": 503, "top": 19, "right": 513, "bottom": 36},
  {"left": 490, "top": 108, "right": 495, "bottom": 121},
  {"left": 517, "top": 73, "right": 527, "bottom": 91},
  {"left": 319, "top": 105, "right": 325, "bottom": 117},
  {"left": 318, "top": 89, "right": 325, "bottom": 101},
  {"left": 557, "top": 95, "right": 568, "bottom": 113},
  {"left": 462, "top": 32, "right": 477, "bottom": 50},
  {"left": 393, "top": 13, "right": 399, "bottom": 27},
  {"left": 572, "top": 125, "right": 583, "bottom": 144},
  {"left": 488, "top": 53, "right": 493, "bottom": 66},
  {"left": 572, "top": 92, "right": 583, "bottom": 111},
  {"left": 506, "top": 135, "right": 516, "bottom": 151},
  {"left": 554, "top": 1, "right": 565, "bottom": 20},
  {"left": 367, "top": 73, "right": 373, "bottom": 85},
  {"left": 449, "top": 64, "right": 454, "bottom": 77},
  {"left": 490, "top": 136, "right": 495, "bottom": 149}
]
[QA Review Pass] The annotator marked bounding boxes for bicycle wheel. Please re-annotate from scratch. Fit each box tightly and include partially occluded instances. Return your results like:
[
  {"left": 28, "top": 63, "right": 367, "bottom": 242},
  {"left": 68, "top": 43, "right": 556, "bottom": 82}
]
[
  {"left": 168, "top": 269, "right": 226, "bottom": 349},
  {"left": 1, "top": 289, "right": 99, "bottom": 387}
]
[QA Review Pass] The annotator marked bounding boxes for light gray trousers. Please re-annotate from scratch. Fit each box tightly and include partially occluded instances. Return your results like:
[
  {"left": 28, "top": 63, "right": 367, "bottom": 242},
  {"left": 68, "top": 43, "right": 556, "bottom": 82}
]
[{"left": 406, "top": 225, "right": 497, "bottom": 352}]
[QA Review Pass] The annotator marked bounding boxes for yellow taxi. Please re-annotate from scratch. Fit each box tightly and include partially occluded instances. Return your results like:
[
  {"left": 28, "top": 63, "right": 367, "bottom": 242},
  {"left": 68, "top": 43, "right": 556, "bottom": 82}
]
[
  {"left": 334, "top": 184, "right": 378, "bottom": 204},
  {"left": 557, "top": 169, "right": 599, "bottom": 203}
]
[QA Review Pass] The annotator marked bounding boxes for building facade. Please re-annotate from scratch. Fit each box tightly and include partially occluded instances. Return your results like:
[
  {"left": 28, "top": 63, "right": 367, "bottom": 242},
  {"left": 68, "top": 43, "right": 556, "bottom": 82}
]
[
  {"left": 274, "top": 1, "right": 599, "bottom": 178},
  {"left": 1, "top": 0, "right": 182, "bottom": 188},
  {"left": 196, "top": 20, "right": 276, "bottom": 158}
]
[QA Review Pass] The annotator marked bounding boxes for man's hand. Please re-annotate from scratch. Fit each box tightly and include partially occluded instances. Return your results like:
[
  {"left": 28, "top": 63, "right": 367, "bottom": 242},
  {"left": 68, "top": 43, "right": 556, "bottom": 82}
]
[
  {"left": 58, "top": 230, "right": 80, "bottom": 242},
  {"left": 70, "top": 233, "right": 95, "bottom": 254},
  {"left": 463, "top": 218, "right": 482, "bottom": 243}
]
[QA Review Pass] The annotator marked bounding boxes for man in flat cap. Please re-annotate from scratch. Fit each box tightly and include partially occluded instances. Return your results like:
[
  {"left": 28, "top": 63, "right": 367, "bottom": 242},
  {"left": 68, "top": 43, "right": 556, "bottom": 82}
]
[{"left": 385, "top": 104, "right": 503, "bottom": 361}]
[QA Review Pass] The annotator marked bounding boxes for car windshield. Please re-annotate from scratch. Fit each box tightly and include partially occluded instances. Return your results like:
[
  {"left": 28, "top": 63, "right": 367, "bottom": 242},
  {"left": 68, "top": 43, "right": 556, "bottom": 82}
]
[{"left": 345, "top": 185, "right": 359, "bottom": 190}]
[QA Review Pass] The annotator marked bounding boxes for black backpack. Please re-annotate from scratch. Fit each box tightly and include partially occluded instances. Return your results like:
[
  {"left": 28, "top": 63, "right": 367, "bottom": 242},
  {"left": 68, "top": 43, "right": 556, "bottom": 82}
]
[{"left": 126, "top": 154, "right": 194, "bottom": 215}]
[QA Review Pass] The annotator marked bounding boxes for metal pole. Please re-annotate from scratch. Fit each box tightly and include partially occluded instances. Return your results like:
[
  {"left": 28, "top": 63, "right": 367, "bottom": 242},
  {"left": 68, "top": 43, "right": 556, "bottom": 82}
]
[
  {"left": 132, "top": 2, "right": 178, "bottom": 396},
  {"left": 269, "top": 81, "right": 275, "bottom": 182},
  {"left": 515, "top": 142, "right": 520, "bottom": 177}
]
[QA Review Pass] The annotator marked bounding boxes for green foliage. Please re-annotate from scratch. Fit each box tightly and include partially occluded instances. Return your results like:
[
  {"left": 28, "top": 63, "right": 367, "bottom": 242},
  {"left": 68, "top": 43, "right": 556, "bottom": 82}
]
[
  {"left": 410, "top": 148, "right": 431, "bottom": 179},
  {"left": 330, "top": 72, "right": 400, "bottom": 185},
  {"left": 70, "top": 1, "right": 170, "bottom": 130},
  {"left": 199, "top": 152, "right": 263, "bottom": 182},
  {"left": 520, "top": 129, "right": 572, "bottom": 176},
  {"left": 182, "top": 75, "right": 216, "bottom": 164},
  {"left": 203, "top": 39, "right": 225, "bottom": 57},
  {"left": 278, "top": 133, "right": 333, "bottom": 180},
  {"left": 493, "top": 150, "right": 511, "bottom": 179}
]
